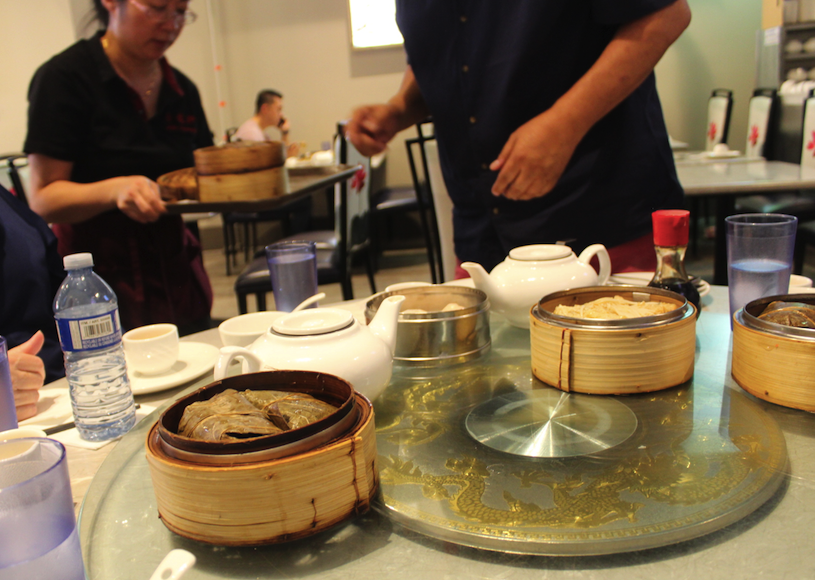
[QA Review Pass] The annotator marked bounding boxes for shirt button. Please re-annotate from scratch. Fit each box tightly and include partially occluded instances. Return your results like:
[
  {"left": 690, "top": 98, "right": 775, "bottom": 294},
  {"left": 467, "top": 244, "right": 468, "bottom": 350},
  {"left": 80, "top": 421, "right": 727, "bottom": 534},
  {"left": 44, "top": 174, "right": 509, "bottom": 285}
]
[
  {"left": 469, "top": 116, "right": 477, "bottom": 124},
  {"left": 492, "top": 207, "right": 500, "bottom": 215},
  {"left": 460, "top": 15, "right": 467, "bottom": 23},
  {"left": 462, "top": 64, "right": 469, "bottom": 73}
]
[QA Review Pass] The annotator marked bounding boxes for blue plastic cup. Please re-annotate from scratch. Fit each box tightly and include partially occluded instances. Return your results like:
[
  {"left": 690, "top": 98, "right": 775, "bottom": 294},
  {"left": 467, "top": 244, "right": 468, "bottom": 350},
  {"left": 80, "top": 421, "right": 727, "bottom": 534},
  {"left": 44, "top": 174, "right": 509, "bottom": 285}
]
[
  {"left": 726, "top": 213, "right": 798, "bottom": 326},
  {"left": 265, "top": 240, "right": 319, "bottom": 312},
  {"left": 0, "top": 438, "right": 85, "bottom": 579}
]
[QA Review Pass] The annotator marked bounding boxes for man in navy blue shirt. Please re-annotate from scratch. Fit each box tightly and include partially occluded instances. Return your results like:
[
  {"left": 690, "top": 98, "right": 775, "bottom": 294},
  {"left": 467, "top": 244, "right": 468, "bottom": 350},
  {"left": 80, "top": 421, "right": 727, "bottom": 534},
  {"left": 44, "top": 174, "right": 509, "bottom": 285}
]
[{"left": 348, "top": 1, "right": 691, "bottom": 273}]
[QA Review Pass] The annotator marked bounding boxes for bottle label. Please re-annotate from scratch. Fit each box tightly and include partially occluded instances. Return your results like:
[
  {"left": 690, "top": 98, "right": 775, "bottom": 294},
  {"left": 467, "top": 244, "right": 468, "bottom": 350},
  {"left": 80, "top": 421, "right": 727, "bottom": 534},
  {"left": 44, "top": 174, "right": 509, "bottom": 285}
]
[{"left": 56, "top": 310, "right": 122, "bottom": 352}]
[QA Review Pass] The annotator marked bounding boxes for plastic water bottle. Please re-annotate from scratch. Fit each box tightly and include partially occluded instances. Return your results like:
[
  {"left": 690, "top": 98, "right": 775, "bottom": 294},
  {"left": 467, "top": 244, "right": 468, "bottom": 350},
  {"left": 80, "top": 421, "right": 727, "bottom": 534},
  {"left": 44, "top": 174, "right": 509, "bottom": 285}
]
[{"left": 53, "top": 253, "right": 136, "bottom": 441}]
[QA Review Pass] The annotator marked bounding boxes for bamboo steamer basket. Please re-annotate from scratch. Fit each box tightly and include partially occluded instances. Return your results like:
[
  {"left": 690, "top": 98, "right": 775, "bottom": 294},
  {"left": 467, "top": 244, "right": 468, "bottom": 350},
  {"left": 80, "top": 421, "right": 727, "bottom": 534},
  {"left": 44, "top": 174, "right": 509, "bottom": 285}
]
[
  {"left": 193, "top": 141, "right": 285, "bottom": 175},
  {"left": 530, "top": 286, "right": 696, "bottom": 395},
  {"left": 732, "top": 293, "right": 815, "bottom": 412},
  {"left": 197, "top": 166, "right": 288, "bottom": 202},
  {"left": 146, "top": 389, "right": 377, "bottom": 546}
]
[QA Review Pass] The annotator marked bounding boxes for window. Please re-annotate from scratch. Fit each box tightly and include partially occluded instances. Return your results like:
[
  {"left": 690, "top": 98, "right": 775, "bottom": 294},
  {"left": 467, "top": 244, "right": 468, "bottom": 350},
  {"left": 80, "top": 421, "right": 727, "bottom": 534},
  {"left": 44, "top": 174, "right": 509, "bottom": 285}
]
[{"left": 348, "top": 0, "right": 403, "bottom": 50}]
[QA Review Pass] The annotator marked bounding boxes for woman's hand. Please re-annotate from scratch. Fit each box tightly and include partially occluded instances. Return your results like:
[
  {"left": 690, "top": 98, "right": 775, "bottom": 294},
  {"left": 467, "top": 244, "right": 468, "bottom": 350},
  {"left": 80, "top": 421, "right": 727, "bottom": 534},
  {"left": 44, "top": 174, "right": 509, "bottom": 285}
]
[
  {"left": 111, "top": 175, "right": 166, "bottom": 223},
  {"left": 8, "top": 332, "right": 46, "bottom": 421}
]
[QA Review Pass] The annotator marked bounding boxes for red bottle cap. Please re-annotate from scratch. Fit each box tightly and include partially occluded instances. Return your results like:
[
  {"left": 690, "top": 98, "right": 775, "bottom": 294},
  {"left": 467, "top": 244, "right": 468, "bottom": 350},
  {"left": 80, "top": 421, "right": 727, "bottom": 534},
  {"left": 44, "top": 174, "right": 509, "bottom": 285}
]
[{"left": 652, "top": 210, "right": 690, "bottom": 246}]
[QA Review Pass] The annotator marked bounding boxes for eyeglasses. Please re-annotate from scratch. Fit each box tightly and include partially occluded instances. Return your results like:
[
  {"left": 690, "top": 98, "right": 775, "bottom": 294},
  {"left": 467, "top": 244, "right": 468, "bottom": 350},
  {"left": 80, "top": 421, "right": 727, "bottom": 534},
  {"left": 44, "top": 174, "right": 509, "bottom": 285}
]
[{"left": 128, "top": 0, "right": 197, "bottom": 27}]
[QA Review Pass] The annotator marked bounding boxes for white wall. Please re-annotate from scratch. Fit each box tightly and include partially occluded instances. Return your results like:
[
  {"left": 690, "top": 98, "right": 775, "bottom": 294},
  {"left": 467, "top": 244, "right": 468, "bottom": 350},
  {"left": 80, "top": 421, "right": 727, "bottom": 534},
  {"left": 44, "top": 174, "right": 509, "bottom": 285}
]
[
  {"left": 0, "top": 1, "right": 77, "bottom": 155},
  {"left": 657, "top": 0, "right": 764, "bottom": 151},
  {"left": 2, "top": 0, "right": 763, "bottom": 186}
]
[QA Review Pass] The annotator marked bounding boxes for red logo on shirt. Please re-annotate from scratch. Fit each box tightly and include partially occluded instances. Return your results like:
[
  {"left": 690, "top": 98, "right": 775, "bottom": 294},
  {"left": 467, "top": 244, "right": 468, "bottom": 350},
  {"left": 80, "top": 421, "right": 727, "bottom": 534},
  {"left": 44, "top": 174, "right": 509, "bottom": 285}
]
[{"left": 164, "top": 112, "right": 197, "bottom": 133}]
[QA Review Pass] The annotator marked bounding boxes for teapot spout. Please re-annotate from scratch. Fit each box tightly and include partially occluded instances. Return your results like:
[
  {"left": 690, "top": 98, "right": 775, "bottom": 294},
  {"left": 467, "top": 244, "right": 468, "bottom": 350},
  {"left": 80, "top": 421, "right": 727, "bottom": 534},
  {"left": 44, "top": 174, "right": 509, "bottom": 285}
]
[
  {"left": 461, "top": 261, "right": 501, "bottom": 302},
  {"left": 368, "top": 295, "right": 405, "bottom": 355}
]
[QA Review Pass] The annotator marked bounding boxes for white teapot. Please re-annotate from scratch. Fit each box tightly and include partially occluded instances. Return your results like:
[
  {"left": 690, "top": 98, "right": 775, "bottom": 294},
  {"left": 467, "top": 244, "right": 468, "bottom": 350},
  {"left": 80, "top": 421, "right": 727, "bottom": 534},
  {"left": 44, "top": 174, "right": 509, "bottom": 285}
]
[
  {"left": 461, "top": 244, "right": 611, "bottom": 329},
  {"left": 213, "top": 296, "right": 404, "bottom": 401}
]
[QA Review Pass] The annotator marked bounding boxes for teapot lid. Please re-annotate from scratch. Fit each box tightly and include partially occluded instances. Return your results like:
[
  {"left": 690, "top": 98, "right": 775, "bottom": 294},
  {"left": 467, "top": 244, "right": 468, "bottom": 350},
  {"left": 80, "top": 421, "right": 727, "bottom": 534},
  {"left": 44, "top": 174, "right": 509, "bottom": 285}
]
[
  {"left": 508, "top": 244, "right": 572, "bottom": 261},
  {"left": 272, "top": 308, "right": 355, "bottom": 336}
]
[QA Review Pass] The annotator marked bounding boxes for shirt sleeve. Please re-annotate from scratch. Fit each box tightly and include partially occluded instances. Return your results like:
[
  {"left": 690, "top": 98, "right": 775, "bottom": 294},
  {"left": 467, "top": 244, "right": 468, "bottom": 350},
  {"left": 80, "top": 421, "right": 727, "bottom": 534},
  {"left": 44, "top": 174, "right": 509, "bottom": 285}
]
[
  {"left": 591, "top": 0, "right": 680, "bottom": 26},
  {"left": 234, "top": 120, "right": 267, "bottom": 142},
  {"left": 23, "top": 58, "right": 91, "bottom": 162}
]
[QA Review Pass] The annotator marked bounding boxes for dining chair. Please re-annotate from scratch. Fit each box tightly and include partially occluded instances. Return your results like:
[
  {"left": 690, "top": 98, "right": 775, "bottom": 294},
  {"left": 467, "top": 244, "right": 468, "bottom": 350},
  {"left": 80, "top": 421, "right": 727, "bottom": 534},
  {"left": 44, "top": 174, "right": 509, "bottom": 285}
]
[
  {"left": 404, "top": 121, "right": 448, "bottom": 283},
  {"left": 744, "top": 88, "right": 778, "bottom": 158},
  {"left": 368, "top": 150, "right": 437, "bottom": 277},
  {"left": 0, "top": 153, "right": 29, "bottom": 206},
  {"left": 233, "top": 123, "right": 376, "bottom": 313},
  {"left": 705, "top": 88, "right": 733, "bottom": 151}
]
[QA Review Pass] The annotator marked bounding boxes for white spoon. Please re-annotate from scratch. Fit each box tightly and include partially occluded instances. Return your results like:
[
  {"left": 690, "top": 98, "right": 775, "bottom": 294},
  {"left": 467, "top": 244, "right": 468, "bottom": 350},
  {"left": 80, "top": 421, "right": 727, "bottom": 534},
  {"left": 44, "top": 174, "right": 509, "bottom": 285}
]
[
  {"left": 292, "top": 292, "right": 326, "bottom": 312},
  {"left": 148, "top": 549, "right": 196, "bottom": 580}
]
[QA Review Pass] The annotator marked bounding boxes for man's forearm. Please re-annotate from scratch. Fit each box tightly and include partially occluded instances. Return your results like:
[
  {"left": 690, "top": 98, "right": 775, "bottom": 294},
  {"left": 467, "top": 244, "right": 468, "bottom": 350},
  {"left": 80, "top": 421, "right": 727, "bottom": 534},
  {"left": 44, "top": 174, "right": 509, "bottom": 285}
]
[
  {"left": 546, "top": 0, "right": 691, "bottom": 145},
  {"left": 387, "top": 66, "right": 431, "bottom": 132}
]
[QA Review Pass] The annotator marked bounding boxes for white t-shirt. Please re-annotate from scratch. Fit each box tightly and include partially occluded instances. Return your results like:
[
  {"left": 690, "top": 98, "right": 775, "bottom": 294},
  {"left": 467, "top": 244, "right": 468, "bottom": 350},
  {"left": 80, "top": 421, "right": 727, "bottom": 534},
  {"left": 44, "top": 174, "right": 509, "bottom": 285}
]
[{"left": 234, "top": 118, "right": 268, "bottom": 142}]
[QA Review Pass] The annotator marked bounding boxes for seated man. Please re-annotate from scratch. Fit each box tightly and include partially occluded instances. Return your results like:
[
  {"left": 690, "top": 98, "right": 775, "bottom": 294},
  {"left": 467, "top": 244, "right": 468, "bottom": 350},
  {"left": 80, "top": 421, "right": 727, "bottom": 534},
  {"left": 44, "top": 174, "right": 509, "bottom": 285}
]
[
  {"left": 235, "top": 89, "right": 299, "bottom": 157},
  {"left": 0, "top": 184, "right": 65, "bottom": 388}
]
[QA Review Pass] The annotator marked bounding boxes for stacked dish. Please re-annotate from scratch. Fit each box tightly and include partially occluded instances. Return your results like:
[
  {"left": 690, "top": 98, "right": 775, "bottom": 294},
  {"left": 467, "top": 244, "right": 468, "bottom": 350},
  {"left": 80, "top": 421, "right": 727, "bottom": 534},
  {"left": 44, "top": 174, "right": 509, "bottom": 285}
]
[{"left": 145, "top": 370, "right": 377, "bottom": 546}]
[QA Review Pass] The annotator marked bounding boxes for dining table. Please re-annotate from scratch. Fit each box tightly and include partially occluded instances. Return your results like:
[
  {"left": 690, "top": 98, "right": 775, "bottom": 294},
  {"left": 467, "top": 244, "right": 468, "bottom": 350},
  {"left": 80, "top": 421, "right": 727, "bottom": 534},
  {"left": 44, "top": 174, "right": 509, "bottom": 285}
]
[
  {"left": 29, "top": 282, "right": 815, "bottom": 580},
  {"left": 675, "top": 158, "right": 815, "bottom": 285}
]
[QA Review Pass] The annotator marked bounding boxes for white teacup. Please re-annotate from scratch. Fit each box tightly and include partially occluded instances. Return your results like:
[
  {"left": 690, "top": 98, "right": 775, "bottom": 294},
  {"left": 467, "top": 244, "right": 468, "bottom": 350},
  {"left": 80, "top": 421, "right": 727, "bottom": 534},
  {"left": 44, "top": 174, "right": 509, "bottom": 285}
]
[
  {"left": 123, "top": 323, "right": 179, "bottom": 375},
  {"left": 218, "top": 312, "right": 285, "bottom": 347}
]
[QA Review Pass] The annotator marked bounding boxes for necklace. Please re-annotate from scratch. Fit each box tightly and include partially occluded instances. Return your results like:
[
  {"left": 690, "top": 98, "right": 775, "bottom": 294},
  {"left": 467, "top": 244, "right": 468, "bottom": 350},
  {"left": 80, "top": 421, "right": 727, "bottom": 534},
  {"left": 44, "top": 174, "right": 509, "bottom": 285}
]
[{"left": 102, "top": 35, "right": 162, "bottom": 97}]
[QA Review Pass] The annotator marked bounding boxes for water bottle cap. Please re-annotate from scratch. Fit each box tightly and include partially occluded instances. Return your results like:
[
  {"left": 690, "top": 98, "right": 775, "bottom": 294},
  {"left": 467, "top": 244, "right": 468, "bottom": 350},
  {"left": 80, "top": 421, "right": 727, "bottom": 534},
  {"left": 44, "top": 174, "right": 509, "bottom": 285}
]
[{"left": 63, "top": 253, "right": 94, "bottom": 270}]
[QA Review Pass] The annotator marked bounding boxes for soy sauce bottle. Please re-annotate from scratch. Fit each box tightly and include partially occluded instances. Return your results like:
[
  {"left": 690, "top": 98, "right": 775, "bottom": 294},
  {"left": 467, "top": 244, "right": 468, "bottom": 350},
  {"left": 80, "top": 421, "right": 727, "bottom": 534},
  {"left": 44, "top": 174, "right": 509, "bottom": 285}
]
[{"left": 648, "top": 209, "right": 701, "bottom": 314}]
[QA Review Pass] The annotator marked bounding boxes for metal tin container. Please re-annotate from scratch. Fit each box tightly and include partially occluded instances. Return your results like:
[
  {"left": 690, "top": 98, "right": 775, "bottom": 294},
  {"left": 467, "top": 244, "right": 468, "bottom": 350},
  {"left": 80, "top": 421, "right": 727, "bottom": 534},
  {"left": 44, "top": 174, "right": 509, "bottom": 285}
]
[
  {"left": 530, "top": 286, "right": 697, "bottom": 395},
  {"left": 733, "top": 293, "right": 815, "bottom": 412},
  {"left": 365, "top": 286, "right": 490, "bottom": 367}
]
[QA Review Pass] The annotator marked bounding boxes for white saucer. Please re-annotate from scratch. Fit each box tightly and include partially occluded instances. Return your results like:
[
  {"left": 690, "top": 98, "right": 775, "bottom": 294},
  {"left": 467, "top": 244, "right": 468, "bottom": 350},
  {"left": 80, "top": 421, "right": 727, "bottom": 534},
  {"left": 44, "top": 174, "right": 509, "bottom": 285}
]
[
  {"left": 607, "top": 272, "right": 710, "bottom": 297},
  {"left": 129, "top": 342, "right": 219, "bottom": 395}
]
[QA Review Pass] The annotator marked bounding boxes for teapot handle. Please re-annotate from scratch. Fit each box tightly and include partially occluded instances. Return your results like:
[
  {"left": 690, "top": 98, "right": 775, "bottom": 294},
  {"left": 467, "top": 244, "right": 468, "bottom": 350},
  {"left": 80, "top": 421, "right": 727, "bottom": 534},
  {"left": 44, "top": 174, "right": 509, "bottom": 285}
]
[
  {"left": 213, "top": 346, "right": 267, "bottom": 380},
  {"left": 578, "top": 244, "right": 611, "bottom": 285}
]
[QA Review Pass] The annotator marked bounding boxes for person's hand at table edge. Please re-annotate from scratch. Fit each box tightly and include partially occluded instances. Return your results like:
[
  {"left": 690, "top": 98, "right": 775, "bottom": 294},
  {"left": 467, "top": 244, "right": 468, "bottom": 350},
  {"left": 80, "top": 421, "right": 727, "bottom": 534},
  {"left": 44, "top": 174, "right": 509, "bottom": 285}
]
[{"left": 8, "top": 331, "right": 46, "bottom": 421}]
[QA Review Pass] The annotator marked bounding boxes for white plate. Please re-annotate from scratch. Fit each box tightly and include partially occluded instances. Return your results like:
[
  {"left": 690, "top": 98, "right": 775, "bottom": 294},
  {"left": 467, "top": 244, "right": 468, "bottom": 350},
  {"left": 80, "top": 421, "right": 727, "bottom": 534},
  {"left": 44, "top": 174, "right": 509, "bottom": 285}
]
[
  {"left": 129, "top": 342, "right": 219, "bottom": 395},
  {"left": 704, "top": 150, "right": 742, "bottom": 159},
  {"left": 607, "top": 272, "right": 710, "bottom": 297}
]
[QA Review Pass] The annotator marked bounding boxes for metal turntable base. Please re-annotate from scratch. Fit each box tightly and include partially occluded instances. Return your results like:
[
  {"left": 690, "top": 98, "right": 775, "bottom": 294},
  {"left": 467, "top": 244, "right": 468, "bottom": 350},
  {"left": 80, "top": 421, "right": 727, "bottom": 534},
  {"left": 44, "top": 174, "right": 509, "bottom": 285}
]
[
  {"left": 373, "top": 360, "right": 788, "bottom": 556},
  {"left": 465, "top": 390, "right": 638, "bottom": 458}
]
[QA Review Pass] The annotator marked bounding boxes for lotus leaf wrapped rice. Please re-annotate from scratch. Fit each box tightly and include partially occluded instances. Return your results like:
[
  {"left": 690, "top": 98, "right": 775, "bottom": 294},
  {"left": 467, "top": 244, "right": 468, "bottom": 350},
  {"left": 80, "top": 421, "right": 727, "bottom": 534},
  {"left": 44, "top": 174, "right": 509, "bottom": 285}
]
[
  {"left": 758, "top": 301, "right": 815, "bottom": 328},
  {"left": 178, "top": 388, "right": 338, "bottom": 441}
]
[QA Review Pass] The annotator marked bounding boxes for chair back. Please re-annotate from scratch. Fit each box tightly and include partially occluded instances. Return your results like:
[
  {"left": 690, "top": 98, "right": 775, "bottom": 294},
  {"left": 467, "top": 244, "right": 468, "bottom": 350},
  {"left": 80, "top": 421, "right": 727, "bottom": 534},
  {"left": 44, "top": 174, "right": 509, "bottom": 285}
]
[
  {"left": 334, "top": 123, "right": 371, "bottom": 256},
  {"left": 801, "top": 90, "right": 815, "bottom": 168},
  {"left": 745, "top": 88, "right": 778, "bottom": 158},
  {"left": 705, "top": 89, "right": 733, "bottom": 151},
  {"left": 0, "top": 154, "right": 29, "bottom": 206}
]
